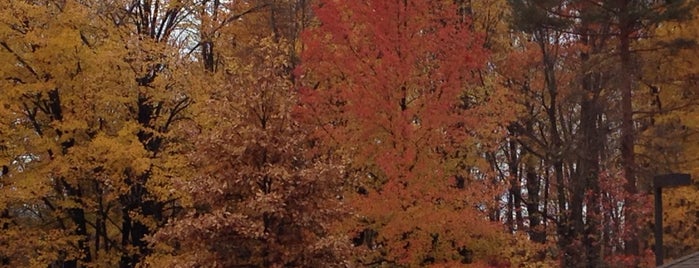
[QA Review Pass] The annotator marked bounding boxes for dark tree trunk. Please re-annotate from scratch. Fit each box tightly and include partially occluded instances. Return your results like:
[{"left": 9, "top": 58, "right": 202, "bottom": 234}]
[
  {"left": 525, "top": 163, "right": 545, "bottom": 243},
  {"left": 618, "top": 3, "right": 639, "bottom": 257}
]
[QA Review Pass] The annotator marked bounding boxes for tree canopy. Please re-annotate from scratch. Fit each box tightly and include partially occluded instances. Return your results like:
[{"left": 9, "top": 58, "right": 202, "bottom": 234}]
[{"left": 0, "top": 0, "right": 697, "bottom": 267}]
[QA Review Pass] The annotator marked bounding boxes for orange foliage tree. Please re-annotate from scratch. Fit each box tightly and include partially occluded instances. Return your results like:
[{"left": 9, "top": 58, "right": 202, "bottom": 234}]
[{"left": 296, "top": 0, "right": 516, "bottom": 265}]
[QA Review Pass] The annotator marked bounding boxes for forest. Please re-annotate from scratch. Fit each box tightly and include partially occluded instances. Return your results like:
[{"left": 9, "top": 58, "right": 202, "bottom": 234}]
[{"left": 0, "top": 0, "right": 698, "bottom": 267}]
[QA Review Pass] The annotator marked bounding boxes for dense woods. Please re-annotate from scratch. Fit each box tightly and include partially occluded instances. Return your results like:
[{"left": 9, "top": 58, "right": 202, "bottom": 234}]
[{"left": 0, "top": 0, "right": 697, "bottom": 267}]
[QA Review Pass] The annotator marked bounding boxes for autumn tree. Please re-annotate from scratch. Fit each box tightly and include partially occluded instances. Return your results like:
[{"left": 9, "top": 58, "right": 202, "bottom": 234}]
[
  {"left": 2, "top": 0, "right": 698, "bottom": 267},
  {"left": 503, "top": 0, "right": 697, "bottom": 266},
  {"left": 0, "top": 0, "right": 194, "bottom": 266},
  {"left": 0, "top": 1, "right": 137, "bottom": 266},
  {"left": 146, "top": 34, "right": 351, "bottom": 267},
  {"left": 297, "top": 0, "right": 520, "bottom": 266},
  {"left": 504, "top": 2, "right": 586, "bottom": 265},
  {"left": 637, "top": 3, "right": 699, "bottom": 262}
]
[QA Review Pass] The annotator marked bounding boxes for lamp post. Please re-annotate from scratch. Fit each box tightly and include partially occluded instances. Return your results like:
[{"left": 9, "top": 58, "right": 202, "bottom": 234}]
[{"left": 653, "top": 173, "right": 692, "bottom": 266}]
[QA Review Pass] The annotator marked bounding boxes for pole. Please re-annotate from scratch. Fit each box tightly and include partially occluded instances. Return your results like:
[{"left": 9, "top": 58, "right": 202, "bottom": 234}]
[
  {"left": 655, "top": 186, "right": 663, "bottom": 266},
  {"left": 652, "top": 173, "right": 691, "bottom": 266}
]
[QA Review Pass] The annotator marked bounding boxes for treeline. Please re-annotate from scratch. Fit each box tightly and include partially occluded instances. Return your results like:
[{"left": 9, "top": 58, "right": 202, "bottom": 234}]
[{"left": 0, "top": 0, "right": 697, "bottom": 267}]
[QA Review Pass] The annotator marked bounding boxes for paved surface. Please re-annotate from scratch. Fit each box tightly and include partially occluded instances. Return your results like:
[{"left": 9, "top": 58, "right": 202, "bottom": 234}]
[{"left": 659, "top": 251, "right": 699, "bottom": 267}]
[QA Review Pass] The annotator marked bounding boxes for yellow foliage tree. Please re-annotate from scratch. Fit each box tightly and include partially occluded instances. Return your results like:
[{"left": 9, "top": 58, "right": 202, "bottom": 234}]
[
  {"left": 0, "top": 0, "right": 193, "bottom": 266},
  {"left": 639, "top": 3, "right": 699, "bottom": 261}
]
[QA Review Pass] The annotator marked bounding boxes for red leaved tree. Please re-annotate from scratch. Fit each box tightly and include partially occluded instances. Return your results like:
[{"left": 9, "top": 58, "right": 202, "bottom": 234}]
[{"left": 296, "top": 0, "right": 514, "bottom": 265}]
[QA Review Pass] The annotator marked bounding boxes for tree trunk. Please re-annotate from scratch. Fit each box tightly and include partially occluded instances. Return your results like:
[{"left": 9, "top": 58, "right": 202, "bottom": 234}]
[{"left": 618, "top": 1, "right": 639, "bottom": 257}]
